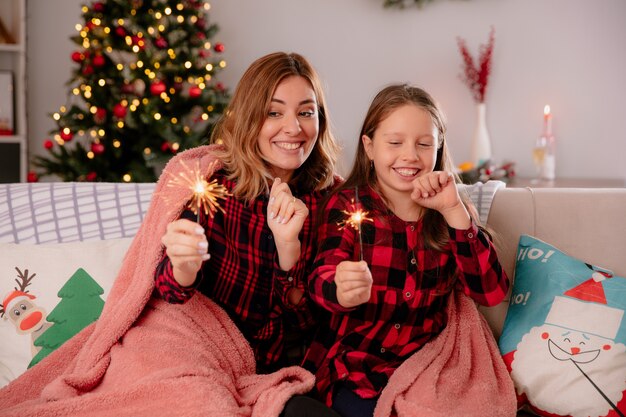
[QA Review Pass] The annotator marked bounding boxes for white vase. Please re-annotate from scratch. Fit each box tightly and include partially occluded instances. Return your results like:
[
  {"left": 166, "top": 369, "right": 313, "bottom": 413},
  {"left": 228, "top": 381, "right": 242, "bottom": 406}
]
[{"left": 470, "top": 102, "right": 492, "bottom": 166}]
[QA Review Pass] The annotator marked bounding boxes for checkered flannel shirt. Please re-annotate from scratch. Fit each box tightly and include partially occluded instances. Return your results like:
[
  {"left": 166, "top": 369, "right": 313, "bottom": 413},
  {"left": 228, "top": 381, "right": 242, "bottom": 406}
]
[
  {"left": 155, "top": 171, "right": 333, "bottom": 370},
  {"left": 304, "top": 186, "right": 509, "bottom": 403}
]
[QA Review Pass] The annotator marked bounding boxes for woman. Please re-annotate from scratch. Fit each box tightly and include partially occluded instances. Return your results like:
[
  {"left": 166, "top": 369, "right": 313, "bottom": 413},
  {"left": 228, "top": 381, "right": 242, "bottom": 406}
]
[{"left": 154, "top": 52, "right": 343, "bottom": 417}]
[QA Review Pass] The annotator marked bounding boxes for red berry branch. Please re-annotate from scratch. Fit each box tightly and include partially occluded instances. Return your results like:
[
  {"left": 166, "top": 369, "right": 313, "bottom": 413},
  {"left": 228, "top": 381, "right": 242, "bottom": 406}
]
[{"left": 457, "top": 27, "right": 495, "bottom": 103}]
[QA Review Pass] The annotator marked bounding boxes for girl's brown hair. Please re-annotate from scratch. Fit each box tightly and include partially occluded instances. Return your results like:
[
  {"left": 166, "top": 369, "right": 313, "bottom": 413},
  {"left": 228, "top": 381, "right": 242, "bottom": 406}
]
[
  {"left": 337, "top": 84, "right": 481, "bottom": 250},
  {"left": 210, "top": 52, "right": 340, "bottom": 202}
]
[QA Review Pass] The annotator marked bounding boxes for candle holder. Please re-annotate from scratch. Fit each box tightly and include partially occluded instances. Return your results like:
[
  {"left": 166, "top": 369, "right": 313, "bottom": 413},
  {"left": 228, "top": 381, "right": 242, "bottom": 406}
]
[{"left": 532, "top": 105, "right": 555, "bottom": 182}]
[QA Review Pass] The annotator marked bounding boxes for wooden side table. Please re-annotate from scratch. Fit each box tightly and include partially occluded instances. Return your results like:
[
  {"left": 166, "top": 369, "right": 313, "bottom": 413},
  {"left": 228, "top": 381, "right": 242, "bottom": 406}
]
[{"left": 508, "top": 177, "right": 625, "bottom": 188}]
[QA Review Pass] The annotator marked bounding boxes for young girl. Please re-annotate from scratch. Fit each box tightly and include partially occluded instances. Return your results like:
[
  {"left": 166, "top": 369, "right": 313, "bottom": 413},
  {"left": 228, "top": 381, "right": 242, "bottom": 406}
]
[
  {"left": 154, "top": 51, "right": 341, "bottom": 374},
  {"left": 304, "top": 84, "right": 510, "bottom": 417}
]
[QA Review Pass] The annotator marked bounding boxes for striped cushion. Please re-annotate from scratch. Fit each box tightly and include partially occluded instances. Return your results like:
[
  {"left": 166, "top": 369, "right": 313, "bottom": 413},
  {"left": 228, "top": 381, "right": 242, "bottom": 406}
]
[{"left": 0, "top": 182, "right": 155, "bottom": 244}]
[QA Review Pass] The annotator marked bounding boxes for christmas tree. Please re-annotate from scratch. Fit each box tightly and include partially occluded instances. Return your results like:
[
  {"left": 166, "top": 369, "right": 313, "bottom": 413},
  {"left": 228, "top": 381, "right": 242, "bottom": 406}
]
[
  {"left": 29, "top": 268, "right": 105, "bottom": 367},
  {"left": 31, "top": 0, "right": 230, "bottom": 183}
]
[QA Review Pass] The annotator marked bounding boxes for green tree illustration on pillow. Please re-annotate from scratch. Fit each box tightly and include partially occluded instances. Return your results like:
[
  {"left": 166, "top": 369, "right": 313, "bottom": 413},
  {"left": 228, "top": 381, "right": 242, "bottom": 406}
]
[{"left": 29, "top": 268, "right": 105, "bottom": 367}]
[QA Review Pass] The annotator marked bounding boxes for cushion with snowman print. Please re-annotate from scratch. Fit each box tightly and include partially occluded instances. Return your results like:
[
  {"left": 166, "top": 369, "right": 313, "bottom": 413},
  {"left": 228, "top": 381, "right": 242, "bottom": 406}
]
[{"left": 499, "top": 235, "right": 626, "bottom": 417}]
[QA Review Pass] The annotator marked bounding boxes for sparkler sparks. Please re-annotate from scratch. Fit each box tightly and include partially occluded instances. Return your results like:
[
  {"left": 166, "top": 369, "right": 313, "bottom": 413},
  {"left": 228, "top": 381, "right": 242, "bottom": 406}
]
[
  {"left": 338, "top": 207, "right": 371, "bottom": 231},
  {"left": 338, "top": 186, "right": 372, "bottom": 261},
  {"left": 166, "top": 159, "right": 230, "bottom": 221}
]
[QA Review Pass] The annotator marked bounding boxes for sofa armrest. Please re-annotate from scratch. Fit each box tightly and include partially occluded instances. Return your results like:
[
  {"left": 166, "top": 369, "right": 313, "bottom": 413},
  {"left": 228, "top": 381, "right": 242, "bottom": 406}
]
[{"left": 481, "top": 187, "right": 626, "bottom": 338}]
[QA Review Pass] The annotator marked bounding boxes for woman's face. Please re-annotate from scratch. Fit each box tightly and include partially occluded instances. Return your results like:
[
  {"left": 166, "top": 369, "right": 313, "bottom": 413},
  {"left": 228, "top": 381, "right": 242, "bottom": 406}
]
[{"left": 257, "top": 75, "right": 319, "bottom": 182}]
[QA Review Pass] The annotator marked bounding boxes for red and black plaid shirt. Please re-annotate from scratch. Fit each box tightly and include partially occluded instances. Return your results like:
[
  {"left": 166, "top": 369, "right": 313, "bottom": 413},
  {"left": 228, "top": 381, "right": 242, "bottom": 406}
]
[
  {"left": 154, "top": 171, "right": 334, "bottom": 371},
  {"left": 303, "top": 186, "right": 509, "bottom": 404}
]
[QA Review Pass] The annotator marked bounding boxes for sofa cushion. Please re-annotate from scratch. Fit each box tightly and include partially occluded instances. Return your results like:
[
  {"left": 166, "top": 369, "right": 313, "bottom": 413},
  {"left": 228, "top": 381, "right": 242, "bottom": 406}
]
[
  {"left": 0, "top": 182, "right": 155, "bottom": 244},
  {"left": 499, "top": 235, "right": 626, "bottom": 417},
  {"left": 0, "top": 237, "right": 132, "bottom": 388}
]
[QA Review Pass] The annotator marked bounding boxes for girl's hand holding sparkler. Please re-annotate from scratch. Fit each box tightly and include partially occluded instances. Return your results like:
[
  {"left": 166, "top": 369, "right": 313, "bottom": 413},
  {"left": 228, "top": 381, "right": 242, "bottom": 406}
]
[
  {"left": 410, "top": 171, "right": 471, "bottom": 230},
  {"left": 161, "top": 219, "right": 210, "bottom": 287},
  {"left": 335, "top": 260, "right": 372, "bottom": 308},
  {"left": 267, "top": 177, "right": 309, "bottom": 271}
]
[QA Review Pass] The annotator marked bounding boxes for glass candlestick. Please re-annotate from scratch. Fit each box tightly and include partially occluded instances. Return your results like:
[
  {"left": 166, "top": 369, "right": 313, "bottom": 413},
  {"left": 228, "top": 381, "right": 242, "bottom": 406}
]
[
  {"left": 533, "top": 105, "right": 555, "bottom": 181},
  {"left": 532, "top": 137, "right": 546, "bottom": 179}
]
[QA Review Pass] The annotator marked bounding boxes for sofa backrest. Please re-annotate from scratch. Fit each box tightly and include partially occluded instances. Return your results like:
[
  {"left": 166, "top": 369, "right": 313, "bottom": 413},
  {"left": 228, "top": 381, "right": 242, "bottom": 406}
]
[
  {"left": 482, "top": 187, "right": 626, "bottom": 337},
  {"left": 0, "top": 180, "right": 505, "bottom": 245}
]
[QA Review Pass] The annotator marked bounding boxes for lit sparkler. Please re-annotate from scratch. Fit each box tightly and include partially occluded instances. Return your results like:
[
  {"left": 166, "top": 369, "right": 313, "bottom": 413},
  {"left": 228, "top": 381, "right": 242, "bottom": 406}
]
[
  {"left": 338, "top": 186, "right": 372, "bottom": 261},
  {"left": 166, "top": 159, "right": 230, "bottom": 222}
]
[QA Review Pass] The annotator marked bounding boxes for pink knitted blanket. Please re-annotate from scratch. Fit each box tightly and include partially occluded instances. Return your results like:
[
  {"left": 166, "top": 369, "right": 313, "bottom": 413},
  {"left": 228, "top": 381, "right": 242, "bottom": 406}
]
[
  {"left": 375, "top": 289, "right": 517, "bottom": 417},
  {"left": 0, "top": 145, "right": 314, "bottom": 416}
]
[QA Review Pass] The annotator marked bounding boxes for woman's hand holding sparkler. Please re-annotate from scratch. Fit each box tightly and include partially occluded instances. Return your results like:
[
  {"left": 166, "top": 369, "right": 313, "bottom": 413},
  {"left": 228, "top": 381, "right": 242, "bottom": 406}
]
[
  {"left": 161, "top": 219, "right": 209, "bottom": 287},
  {"left": 268, "top": 178, "right": 309, "bottom": 271},
  {"left": 335, "top": 260, "right": 372, "bottom": 308},
  {"left": 160, "top": 159, "right": 229, "bottom": 287},
  {"left": 410, "top": 171, "right": 471, "bottom": 230}
]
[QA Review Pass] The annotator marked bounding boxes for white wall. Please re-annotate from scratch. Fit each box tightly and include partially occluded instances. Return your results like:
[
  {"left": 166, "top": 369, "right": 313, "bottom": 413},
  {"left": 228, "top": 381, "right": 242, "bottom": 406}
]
[{"left": 27, "top": 0, "right": 626, "bottom": 180}]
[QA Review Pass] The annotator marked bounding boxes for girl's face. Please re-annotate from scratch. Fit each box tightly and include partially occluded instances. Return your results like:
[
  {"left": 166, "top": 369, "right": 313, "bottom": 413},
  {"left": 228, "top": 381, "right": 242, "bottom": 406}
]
[
  {"left": 363, "top": 104, "right": 439, "bottom": 200},
  {"left": 258, "top": 75, "right": 319, "bottom": 182}
]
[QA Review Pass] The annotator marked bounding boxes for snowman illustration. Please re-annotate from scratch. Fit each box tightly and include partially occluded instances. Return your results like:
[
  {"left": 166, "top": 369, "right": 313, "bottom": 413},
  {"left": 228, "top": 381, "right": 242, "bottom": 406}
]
[{"left": 510, "top": 268, "right": 626, "bottom": 417}]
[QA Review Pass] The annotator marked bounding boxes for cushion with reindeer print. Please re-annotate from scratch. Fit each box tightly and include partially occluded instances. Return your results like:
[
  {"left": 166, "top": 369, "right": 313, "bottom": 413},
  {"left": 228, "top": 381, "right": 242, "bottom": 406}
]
[
  {"left": 499, "top": 235, "right": 626, "bottom": 417},
  {"left": 0, "top": 238, "right": 132, "bottom": 388}
]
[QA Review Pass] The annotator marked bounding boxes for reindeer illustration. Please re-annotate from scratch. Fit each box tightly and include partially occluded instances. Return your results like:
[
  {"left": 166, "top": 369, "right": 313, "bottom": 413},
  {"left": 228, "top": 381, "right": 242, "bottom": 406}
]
[{"left": 1, "top": 267, "right": 52, "bottom": 357}]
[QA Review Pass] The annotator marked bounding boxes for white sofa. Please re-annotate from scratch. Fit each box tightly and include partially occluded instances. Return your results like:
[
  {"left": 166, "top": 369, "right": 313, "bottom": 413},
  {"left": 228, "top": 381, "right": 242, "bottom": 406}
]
[{"left": 1, "top": 182, "right": 625, "bottom": 416}]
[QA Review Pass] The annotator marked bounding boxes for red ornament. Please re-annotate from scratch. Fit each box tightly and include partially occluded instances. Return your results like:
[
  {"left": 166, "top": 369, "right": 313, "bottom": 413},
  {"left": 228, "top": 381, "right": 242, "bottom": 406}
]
[
  {"left": 82, "top": 65, "right": 94, "bottom": 76},
  {"left": 150, "top": 80, "right": 166, "bottom": 96},
  {"left": 214, "top": 43, "right": 225, "bottom": 53},
  {"left": 85, "top": 172, "right": 98, "bottom": 181},
  {"left": 93, "top": 2, "right": 105, "bottom": 12},
  {"left": 160, "top": 141, "right": 171, "bottom": 152},
  {"left": 115, "top": 26, "right": 126, "bottom": 37},
  {"left": 189, "top": 86, "right": 202, "bottom": 99},
  {"left": 216, "top": 82, "right": 225, "bottom": 92},
  {"left": 60, "top": 130, "right": 73, "bottom": 141},
  {"left": 27, "top": 171, "right": 39, "bottom": 183},
  {"left": 94, "top": 107, "right": 107, "bottom": 124},
  {"left": 113, "top": 103, "right": 127, "bottom": 118},
  {"left": 85, "top": 21, "right": 96, "bottom": 30},
  {"left": 92, "top": 54, "right": 105, "bottom": 67},
  {"left": 172, "top": 81, "right": 184, "bottom": 93},
  {"left": 91, "top": 142, "right": 105, "bottom": 155},
  {"left": 154, "top": 37, "right": 168, "bottom": 49},
  {"left": 43, "top": 139, "right": 54, "bottom": 150},
  {"left": 132, "top": 36, "right": 146, "bottom": 50},
  {"left": 199, "top": 49, "right": 210, "bottom": 58},
  {"left": 121, "top": 83, "right": 134, "bottom": 94},
  {"left": 71, "top": 51, "right": 84, "bottom": 63}
]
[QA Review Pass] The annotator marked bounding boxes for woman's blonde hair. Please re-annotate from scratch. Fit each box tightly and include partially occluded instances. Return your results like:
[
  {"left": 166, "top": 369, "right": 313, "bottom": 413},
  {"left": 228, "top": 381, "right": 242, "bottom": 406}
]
[
  {"left": 337, "top": 84, "right": 481, "bottom": 250},
  {"left": 210, "top": 52, "right": 340, "bottom": 202}
]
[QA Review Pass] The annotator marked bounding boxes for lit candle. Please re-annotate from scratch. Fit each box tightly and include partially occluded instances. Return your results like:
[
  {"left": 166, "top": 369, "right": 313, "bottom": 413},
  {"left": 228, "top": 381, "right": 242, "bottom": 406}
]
[{"left": 543, "top": 105, "right": 552, "bottom": 135}]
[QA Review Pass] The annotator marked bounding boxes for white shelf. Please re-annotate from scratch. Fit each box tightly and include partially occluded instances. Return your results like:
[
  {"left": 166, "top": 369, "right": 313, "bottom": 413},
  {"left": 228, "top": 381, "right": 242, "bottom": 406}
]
[
  {"left": 0, "top": 0, "right": 27, "bottom": 183},
  {"left": 0, "top": 44, "right": 23, "bottom": 52}
]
